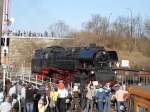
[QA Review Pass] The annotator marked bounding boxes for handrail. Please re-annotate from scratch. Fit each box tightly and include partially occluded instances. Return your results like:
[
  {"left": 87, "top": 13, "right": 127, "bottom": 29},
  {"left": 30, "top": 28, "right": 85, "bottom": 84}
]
[
  {"left": 113, "top": 67, "right": 150, "bottom": 73},
  {"left": 128, "top": 86, "right": 150, "bottom": 100}
]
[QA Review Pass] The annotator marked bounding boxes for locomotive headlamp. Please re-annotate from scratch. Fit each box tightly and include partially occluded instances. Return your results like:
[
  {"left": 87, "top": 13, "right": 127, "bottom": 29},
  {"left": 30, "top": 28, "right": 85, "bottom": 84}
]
[
  {"left": 102, "top": 51, "right": 106, "bottom": 54},
  {"left": 91, "top": 71, "right": 95, "bottom": 75}
]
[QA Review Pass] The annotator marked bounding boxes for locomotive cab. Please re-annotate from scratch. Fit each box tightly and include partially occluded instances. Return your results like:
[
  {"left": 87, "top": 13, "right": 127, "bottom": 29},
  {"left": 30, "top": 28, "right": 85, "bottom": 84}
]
[{"left": 31, "top": 48, "right": 43, "bottom": 73}]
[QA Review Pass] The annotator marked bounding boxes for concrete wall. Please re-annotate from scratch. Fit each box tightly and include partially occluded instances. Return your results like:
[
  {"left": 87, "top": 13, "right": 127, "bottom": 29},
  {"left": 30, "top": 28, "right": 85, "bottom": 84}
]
[{"left": 8, "top": 37, "right": 68, "bottom": 68}]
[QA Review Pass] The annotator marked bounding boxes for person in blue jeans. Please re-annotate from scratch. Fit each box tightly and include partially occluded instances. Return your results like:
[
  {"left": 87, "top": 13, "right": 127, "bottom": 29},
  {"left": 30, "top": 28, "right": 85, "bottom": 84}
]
[
  {"left": 26, "top": 102, "right": 34, "bottom": 112},
  {"left": 85, "top": 81, "right": 95, "bottom": 112},
  {"left": 25, "top": 84, "right": 35, "bottom": 112},
  {"left": 103, "top": 83, "right": 111, "bottom": 112},
  {"left": 95, "top": 84, "right": 106, "bottom": 112}
]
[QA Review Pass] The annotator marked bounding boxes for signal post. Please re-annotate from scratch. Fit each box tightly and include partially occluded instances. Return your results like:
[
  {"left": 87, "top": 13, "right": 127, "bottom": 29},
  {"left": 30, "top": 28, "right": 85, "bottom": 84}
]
[{"left": 1, "top": 0, "right": 10, "bottom": 94}]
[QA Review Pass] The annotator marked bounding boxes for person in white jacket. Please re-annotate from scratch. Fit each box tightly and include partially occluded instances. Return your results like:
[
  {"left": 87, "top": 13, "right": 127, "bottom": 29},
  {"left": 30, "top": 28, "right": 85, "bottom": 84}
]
[
  {"left": 0, "top": 96, "right": 12, "bottom": 112},
  {"left": 21, "top": 84, "right": 26, "bottom": 112},
  {"left": 57, "top": 82, "right": 68, "bottom": 112},
  {"left": 9, "top": 84, "right": 16, "bottom": 97},
  {"left": 0, "top": 88, "right": 4, "bottom": 105}
]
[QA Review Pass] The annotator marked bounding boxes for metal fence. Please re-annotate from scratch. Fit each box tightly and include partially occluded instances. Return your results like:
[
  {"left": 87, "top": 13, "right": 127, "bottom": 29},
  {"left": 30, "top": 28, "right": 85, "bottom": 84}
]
[
  {"left": 1, "top": 66, "right": 47, "bottom": 88},
  {"left": 1, "top": 65, "right": 150, "bottom": 88},
  {"left": 116, "top": 70, "right": 150, "bottom": 87}
]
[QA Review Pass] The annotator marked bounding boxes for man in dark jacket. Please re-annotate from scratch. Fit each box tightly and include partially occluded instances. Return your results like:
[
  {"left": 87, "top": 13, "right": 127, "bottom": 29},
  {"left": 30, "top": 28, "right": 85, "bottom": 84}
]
[
  {"left": 70, "top": 86, "right": 82, "bottom": 112},
  {"left": 25, "top": 84, "right": 35, "bottom": 112}
]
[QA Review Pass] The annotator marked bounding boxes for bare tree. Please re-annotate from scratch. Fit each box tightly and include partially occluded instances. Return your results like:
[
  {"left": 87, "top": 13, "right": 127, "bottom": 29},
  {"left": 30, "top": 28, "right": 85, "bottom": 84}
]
[
  {"left": 144, "top": 19, "right": 150, "bottom": 37},
  {"left": 44, "top": 30, "right": 48, "bottom": 37},
  {"left": 133, "top": 15, "right": 143, "bottom": 38},
  {"left": 49, "top": 20, "right": 71, "bottom": 38},
  {"left": 83, "top": 14, "right": 109, "bottom": 37},
  {"left": 111, "top": 16, "right": 130, "bottom": 38},
  {"left": 83, "top": 15, "right": 101, "bottom": 34},
  {"left": 130, "top": 15, "right": 144, "bottom": 49}
]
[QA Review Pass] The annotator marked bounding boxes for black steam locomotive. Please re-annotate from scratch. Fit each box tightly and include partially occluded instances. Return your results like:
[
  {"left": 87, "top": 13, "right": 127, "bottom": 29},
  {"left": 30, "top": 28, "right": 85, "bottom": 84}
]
[{"left": 31, "top": 43, "right": 118, "bottom": 84}]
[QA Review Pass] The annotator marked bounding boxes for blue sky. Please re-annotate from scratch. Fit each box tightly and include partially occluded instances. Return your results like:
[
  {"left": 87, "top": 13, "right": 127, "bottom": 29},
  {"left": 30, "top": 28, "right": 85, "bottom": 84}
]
[{"left": 9, "top": 0, "right": 150, "bottom": 32}]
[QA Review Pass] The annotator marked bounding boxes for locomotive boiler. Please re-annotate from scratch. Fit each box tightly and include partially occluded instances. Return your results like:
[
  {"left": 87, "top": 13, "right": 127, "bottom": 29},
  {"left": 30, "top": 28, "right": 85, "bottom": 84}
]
[{"left": 31, "top": 44, "right": 118, "bottom": 84}]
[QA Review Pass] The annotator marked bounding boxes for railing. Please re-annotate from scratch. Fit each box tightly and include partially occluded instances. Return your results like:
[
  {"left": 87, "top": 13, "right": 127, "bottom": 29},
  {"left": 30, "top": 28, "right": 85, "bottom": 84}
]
[
  {"left": 2, "top": 36, "right": 74, "bottom": 39},
  {"left": 1, "top": 66, "right": 150, "bottom": 88},
  {"left": 2, "top": 32, "right": 75, "bottom": 39},
  {"left": 1, "top": 67, "right": 48, "bottom": 88},
  {"left": 127, "top": 86, "right": 150, "bottom": 112},
  {"left": 115, "top": 68, "right": 150, "bottom": 87}
]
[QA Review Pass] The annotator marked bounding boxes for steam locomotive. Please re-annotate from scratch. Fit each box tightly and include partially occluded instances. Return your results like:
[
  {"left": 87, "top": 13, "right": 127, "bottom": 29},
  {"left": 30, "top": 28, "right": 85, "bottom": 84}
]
[{"left": 31, "top": 43, "right": 118, "bottom": 85}]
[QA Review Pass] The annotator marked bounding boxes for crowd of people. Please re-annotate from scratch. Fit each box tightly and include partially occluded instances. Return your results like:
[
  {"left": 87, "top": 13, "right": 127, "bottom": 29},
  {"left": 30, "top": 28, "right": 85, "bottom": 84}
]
[
  {"left": 3, "top": 31, "right": 49, "bottom": 37},
  {"left": 0, "top": 79, "right": 129, "bottom": 112}
]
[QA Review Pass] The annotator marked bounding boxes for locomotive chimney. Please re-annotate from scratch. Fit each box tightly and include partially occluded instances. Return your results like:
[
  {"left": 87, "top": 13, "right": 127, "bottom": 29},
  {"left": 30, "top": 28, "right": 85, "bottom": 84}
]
[{"left": 89, "top": 43, "right": 96, "bottom": 48}]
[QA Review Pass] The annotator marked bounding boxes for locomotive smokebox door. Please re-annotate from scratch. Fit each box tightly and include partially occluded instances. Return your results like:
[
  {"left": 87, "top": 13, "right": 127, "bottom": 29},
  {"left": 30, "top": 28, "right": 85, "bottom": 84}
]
[
  {"left": 73, "top": 73, "right": 89, "bottom": 84},
  {"left": 95, "top": 70, "right": 116, "bottom": 82}
]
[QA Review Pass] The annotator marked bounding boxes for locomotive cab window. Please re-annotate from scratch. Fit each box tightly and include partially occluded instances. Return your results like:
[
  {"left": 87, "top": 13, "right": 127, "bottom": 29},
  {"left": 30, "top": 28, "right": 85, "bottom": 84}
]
[{"left": 34, "top": 49, "right": 43, "bottom": 57}]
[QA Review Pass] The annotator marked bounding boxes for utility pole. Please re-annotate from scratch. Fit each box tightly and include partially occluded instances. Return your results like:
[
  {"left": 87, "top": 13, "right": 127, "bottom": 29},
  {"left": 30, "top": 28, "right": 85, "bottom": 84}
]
[
  {"left": 2, "top": 0, "right": 9, "bottom": 94},
  {"left": 0, "top": 0, "right": 4, "bottom": 65},
  {"left": 127, "top": 8, "right": 133, "bottom": 39},
  {"left": 2, "top": 0, "right": 9, "bottom": 65}
]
